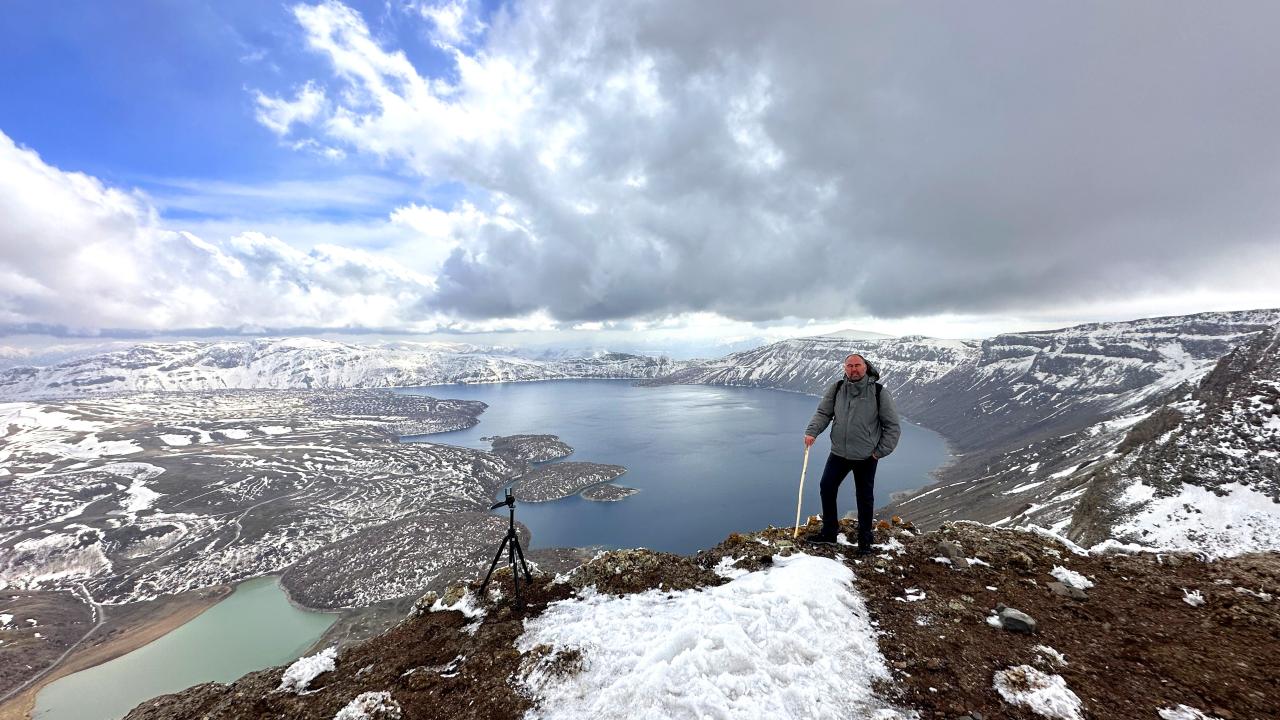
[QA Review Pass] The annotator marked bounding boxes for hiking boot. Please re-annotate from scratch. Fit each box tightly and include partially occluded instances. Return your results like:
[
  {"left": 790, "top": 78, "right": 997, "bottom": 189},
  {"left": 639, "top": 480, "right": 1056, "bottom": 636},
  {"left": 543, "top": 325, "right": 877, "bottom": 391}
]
[{"left": 802, "top": 533, "right": 839, "bottom": 547}]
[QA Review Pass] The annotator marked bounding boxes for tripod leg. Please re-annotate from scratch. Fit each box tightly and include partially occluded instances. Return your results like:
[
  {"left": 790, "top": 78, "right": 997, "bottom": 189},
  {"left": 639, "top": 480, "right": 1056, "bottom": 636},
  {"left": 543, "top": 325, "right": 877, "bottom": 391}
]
[
  {"left": 509, "top": 536, "right": 521, "bottom": 606},
  {"left": 512, "top": 534, "right": 534, "bottom": 582},
  {"left": 480, "top": 534, "right": 511, "bottom": 595}
]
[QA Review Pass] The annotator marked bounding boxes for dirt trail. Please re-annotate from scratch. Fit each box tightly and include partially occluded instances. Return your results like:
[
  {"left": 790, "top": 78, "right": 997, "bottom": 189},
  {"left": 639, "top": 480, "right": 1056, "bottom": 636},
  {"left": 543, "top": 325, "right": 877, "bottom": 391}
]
[{"left": 0, "top": 585, "right": 230, "bottom": 720}]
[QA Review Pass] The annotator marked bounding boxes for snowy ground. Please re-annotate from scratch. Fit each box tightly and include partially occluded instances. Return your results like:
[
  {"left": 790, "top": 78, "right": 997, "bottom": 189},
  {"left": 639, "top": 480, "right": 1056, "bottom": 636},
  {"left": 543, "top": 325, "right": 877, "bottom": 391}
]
[
  {"left": 0, "top": 390, "right": 512, "bottom": 605},
  {"left": 517, "top": 553, "right": 912, "bottom": 720},
  {"left": 1110, "top": 480, "right": 1280, "bottom": 559}
]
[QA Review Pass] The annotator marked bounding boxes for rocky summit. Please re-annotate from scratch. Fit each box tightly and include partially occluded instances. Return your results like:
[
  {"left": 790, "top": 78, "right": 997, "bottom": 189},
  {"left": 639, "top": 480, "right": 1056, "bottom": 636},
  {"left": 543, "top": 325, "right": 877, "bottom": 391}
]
[{"left": 124, "top": 519, "right": 1279, "bottom": 720}]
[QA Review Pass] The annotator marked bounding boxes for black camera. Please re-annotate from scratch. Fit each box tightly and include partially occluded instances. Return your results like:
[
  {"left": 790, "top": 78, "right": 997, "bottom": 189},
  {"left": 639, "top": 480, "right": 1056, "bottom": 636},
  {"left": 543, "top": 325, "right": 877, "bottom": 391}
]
[{"left": 481, "top": 486, "right": 532, "bottom": 605}]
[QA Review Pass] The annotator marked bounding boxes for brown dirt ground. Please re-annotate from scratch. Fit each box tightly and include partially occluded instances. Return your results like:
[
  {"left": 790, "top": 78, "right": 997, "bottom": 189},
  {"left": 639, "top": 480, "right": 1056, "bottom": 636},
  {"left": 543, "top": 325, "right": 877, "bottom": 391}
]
[
  {"left": 125, "top": 577, "right": 577, "bottom": 720},
  {"left": 123, "top": 522, "right": 1280, "bottom": 720},
  {"left": 830, "top": 519, "right": 1280, "bottom": 720}
]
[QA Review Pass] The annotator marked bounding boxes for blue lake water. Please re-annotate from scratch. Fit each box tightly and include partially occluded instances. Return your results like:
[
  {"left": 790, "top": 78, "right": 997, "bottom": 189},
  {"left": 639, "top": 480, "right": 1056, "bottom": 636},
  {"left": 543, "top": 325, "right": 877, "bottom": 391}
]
[
  {"left": 30, "top": 380, "right": 946, "bottom": 720},
  {"left": 400, "top": 380, "right": 950, "bottom": 554}
]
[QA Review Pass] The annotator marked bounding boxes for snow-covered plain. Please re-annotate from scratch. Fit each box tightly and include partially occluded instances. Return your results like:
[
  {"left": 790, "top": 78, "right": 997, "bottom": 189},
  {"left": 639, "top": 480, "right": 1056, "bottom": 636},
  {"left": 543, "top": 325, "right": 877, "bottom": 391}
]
[
  {"left": 0, "top": 390, "right": 515, "bottom": 606},
  {"left": 517, "top": 553, "right": 911, "bottom": 720}
]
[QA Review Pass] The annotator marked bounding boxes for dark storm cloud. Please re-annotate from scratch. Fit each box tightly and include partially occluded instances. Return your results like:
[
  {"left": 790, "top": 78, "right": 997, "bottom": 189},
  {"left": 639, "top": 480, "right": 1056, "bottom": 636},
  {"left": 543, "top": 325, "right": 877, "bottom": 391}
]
[{"left": 285, "top": 1, "right": 1280, "bottom": 322}]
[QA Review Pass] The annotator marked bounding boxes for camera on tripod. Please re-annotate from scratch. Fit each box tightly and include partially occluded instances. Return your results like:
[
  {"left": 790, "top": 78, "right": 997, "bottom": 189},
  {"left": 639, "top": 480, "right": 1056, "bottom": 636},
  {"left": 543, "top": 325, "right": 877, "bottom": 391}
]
[
  {"left": 493, "top": 488, "right": 516, "bottom": 511},
  {"left": 480, "top": 487, "right": 534, "bottom": 606}
]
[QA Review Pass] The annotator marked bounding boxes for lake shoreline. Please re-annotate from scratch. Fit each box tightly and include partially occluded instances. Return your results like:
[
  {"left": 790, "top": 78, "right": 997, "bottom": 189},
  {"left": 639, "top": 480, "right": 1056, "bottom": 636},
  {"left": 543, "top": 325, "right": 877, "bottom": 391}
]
[
  {"left": 14, "top": 380, "right": 953, "bottom": 719},
  {"left": 405, "top": 380, "right": 953, "bottom": 554},
  {"left": 0, "top": 584, "right": 231, "bottom": 720}
]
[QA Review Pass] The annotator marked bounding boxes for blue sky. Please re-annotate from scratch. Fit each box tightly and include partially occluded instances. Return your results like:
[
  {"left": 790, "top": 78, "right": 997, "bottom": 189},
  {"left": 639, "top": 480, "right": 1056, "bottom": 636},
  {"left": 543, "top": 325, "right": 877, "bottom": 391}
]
[
  {"left": 0, "top": 0, "right": 469, "bottom": 218},
  {"left": 1, "top": 1, "right": 1278, "bottom": 352}
]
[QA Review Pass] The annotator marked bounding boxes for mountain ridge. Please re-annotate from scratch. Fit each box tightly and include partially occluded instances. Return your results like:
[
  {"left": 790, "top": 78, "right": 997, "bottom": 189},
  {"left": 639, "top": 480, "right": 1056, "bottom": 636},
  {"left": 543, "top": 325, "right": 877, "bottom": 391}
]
[
  {"left": 0, "top": 338, "right": 694, "bottom": 400},
  {"left": 120, "top": 520, "right": 1280, "bottom": 720}
]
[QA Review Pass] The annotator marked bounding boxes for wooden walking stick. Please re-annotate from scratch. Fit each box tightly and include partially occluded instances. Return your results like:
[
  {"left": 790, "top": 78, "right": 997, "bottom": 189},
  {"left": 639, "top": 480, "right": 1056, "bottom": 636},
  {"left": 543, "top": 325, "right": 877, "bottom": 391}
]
[{"left": 792, "top": 445, "right": 811, "bottom": 539}]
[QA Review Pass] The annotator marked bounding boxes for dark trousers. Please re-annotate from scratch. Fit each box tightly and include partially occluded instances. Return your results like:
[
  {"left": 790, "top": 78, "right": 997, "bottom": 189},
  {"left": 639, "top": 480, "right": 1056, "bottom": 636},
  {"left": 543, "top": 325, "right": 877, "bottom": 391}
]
[{"left": 818, "top": 453, "right": 878, "bottom": 547}]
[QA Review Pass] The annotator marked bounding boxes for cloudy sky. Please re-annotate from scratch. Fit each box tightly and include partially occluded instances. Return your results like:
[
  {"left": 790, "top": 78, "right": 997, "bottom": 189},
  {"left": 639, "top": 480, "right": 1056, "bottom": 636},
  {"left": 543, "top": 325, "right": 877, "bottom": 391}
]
[{"left": 2, "top": 0, "right": 1278, "bottom": 354}]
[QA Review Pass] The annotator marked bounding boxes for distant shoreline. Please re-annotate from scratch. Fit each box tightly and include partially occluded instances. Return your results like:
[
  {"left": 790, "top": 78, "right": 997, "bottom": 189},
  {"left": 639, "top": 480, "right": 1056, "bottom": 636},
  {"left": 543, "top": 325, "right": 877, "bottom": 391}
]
[{"left": 0, "top": 584, "right": 231, "bottom": 720}]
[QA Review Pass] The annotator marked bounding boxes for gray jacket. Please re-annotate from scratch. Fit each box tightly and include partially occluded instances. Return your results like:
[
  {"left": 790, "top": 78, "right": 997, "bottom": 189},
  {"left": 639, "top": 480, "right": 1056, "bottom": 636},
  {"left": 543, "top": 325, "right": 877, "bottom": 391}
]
[{"left": 805, "top": 363, "right": 901, "bottom": 460}]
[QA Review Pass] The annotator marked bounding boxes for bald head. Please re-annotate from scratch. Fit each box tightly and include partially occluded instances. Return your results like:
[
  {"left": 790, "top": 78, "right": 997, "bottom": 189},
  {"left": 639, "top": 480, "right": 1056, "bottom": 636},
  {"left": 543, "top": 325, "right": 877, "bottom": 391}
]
[{"left": 843, "top": 354, "right": 868, "bottom": 381}]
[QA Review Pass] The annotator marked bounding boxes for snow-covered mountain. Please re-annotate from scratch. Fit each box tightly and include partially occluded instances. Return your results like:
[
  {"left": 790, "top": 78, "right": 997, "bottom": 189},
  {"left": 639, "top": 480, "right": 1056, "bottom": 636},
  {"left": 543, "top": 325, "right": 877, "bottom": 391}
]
[
  {"left": 895, "top": 309, "right": 1280, "bottom": 452},
  {"left": 0, "top": 338, "right": 693, "bottom": 399},
  {"left": 641, "top": 332, "right": 977, "bottom": 395},
  {"left": 646, "top": 309, "right": 1280, "bottom": 553},
  {"left": 886, "top": 320, "right": 1280, "bottom": 551},
  {"left": 651, "top": 309, "right": 1279, "bottom": 452}
]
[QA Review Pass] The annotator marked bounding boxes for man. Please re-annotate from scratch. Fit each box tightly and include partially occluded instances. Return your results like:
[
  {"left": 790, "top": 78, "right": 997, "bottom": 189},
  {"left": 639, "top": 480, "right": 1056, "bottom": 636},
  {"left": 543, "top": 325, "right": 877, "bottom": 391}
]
[{"left": 803, "top": 353, "right": 901, "bottom": 554}]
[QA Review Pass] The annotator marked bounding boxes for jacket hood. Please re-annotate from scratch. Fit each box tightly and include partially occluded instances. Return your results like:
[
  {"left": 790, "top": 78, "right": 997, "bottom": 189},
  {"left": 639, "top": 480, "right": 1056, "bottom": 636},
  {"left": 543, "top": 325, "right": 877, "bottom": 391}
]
[{"left": 864, "top": 358, "right": 881, "bottom": 381}]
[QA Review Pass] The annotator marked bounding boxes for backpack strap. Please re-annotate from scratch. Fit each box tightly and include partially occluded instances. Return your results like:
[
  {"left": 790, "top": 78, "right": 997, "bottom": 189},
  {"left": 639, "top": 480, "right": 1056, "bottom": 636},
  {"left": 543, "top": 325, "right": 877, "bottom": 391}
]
[{"left": 836, "top": 378, "right": 883, "bottom": 415}]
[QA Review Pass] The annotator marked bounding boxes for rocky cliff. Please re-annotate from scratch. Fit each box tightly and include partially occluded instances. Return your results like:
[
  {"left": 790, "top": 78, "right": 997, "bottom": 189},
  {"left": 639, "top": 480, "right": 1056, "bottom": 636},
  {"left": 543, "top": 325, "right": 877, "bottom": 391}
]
[{"left": 645, "top": 309, "right": 1280, "bottom": 552}]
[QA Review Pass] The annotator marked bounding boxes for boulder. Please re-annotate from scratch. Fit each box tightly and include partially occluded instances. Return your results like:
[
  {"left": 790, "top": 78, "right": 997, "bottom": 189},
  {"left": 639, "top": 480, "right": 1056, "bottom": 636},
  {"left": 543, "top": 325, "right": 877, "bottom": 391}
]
[
  {"left": 1008, "top": 551, "right": 1036, "bottom": 573},
  {"left": 995, "top": 604, "right": 1038, "bottom": 633},
  {"left": 1048, "top": 581, "right": 1088, "bottom": 600}
]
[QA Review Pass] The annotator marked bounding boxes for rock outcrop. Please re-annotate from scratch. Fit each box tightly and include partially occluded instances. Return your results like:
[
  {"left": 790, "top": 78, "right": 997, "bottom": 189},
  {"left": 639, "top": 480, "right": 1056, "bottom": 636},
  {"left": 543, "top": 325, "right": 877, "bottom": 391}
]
[{"left": 125, "top": 520, "right": 1280, "bottom": 720}]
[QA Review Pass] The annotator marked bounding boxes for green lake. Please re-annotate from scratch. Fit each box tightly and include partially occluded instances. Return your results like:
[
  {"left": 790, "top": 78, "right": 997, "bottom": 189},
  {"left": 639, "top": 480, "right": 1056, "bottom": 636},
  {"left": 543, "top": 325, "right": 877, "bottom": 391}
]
[{"left": 33, "top": 577, "right": 336, "bottom": 720}]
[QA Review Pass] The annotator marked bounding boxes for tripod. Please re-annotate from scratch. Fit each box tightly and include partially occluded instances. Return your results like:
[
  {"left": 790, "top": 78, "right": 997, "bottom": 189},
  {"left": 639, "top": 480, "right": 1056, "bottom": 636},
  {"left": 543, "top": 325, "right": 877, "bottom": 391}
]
[{"left": 479, "top": 489, "right": 534, "bottom": 606}]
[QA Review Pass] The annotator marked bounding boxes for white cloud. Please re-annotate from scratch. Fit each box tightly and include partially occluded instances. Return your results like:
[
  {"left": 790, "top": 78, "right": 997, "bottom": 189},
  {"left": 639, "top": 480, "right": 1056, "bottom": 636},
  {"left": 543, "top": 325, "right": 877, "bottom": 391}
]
[
  {"left": 254, "top": 81, "right": 327, "bottom": 136},
  {"left": 417, "top": 0, "right": 486, "bottom": 48},
  {"left": 143, "top": 173, "right": 411, "bottom": 218},
  {"left": 0, "top": 130, "right": 442, "bottom": 333},
  {"left": 264, "top": 0, "right": 1280, "bottom": 325}
]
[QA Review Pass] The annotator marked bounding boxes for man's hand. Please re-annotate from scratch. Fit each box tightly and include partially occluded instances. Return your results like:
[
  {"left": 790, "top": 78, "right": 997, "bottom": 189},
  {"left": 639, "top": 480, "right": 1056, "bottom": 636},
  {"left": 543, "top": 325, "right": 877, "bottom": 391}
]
[
  {"left": 804, "top": 435, "right": 816, "bottom": 448},
  {"left": 871, "top": 452, "right": 880, "bottom": 460}
]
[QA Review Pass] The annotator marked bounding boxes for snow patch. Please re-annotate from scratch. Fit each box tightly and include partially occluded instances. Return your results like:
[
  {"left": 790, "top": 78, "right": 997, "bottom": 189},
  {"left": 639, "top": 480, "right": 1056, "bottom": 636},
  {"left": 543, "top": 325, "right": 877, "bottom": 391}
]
[
  {"left": 159, "top": 434, "right": 193, "bottom": 447},
  {"left": 0, "top": 533, "right": 112, "bottom": 589},
  {"left": 1033, "top": 645, "right": 1067, "bottom": 666},
  {"left": 430, "top": 590, "right": 485, "bottom": 619},
  {"left": 279, "top": 646, "right": 337, "bottom": 694},
  {"left": 1023, "top": 526, "right": 1090, "bottom": 556},
  {"left": 102, "top": 462, "right": 167, "bottom": 513},
  {"left": 1182, "top": 589, "right": 1205, "bottom": 607},
  {"left": 1159, "top": 705, "right": 1225, "bottom": 720},
  {"left": 100, "top": 462, "right": 165, "bottom": 481},
  {"left": 258, "top": 425, "right": 293, "bottom": 435},
  {"left": 517, "top": 553, "right": 910, "bottom": 719},
  {"left": 1113, "top": 481, "right": 1280, "bottom": 559},
  {"left": 992, "top": 665, "right": 1083, "bottom": 720},
  {"left": 712, "top": 556, "right": 749, "bottom": 580},
  {"left": 1089, "top": 539, "right": 1151, "bottom": 555},
  {"left": 1049, "top": 566, "right": 1094, "bottom": 590},
  {"left": 332, "top": 691, "right": 401, "bottom": 720},
  {"left": 874, "top": 536, "right": 906, "bottom": 556}
]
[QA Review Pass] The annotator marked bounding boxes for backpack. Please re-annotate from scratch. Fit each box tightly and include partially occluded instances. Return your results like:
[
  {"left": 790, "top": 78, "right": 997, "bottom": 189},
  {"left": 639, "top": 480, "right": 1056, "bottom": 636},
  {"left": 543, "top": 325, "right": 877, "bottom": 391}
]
[{"left": 834, "top": 378, "right": 882, "bottom": 414}]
